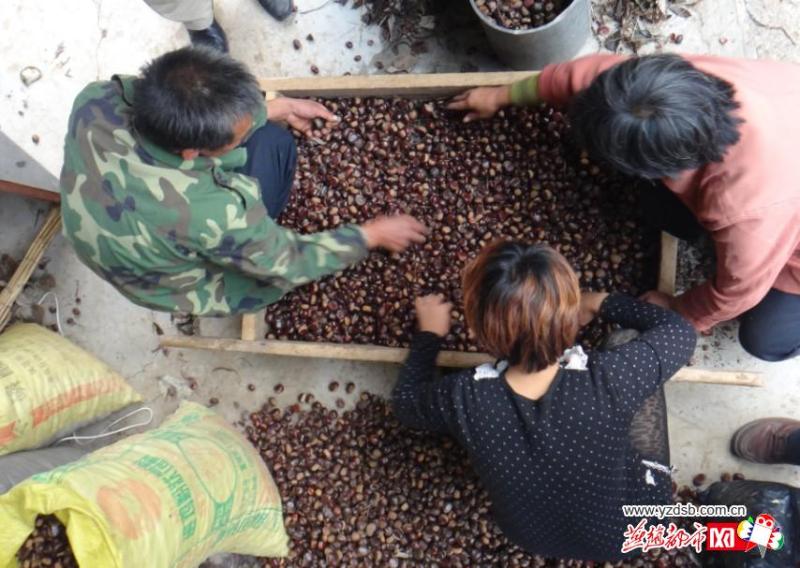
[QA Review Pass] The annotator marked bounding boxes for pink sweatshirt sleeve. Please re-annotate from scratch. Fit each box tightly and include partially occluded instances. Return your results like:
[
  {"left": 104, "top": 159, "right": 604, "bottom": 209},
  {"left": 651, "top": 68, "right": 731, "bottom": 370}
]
[
  {"left": 676, "top": 208, "right": 799, "bottom": 331},
  {"left": 538, "top": 54, "right": 628, "bottom": 106}
]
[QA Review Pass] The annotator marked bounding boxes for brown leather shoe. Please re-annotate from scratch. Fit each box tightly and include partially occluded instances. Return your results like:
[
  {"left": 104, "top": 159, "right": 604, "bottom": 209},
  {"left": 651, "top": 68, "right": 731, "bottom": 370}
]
[{"left": 730, "top": 418, "right": 800, "bottom": 464}]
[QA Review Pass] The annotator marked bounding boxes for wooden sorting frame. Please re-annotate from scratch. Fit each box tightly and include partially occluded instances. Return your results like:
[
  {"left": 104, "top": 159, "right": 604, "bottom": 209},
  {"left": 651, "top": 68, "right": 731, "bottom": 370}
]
[{"left": 160, "top": 73, "right": 762, "bottom": 388}]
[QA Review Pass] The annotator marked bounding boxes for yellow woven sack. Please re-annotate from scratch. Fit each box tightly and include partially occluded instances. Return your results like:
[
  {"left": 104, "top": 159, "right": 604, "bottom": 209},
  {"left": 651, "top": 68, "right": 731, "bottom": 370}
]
[
  {"left": 0, "top": 402, "right": 288, "bottom": 568},
  {"left": 0, "top": 323, "right": 141, "bottom": 456}
]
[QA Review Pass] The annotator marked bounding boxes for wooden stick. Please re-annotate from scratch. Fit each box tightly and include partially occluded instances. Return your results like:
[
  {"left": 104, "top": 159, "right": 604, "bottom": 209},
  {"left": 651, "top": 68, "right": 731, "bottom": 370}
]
[
  {"left": 159, "top": 335, "right": 763, "bottom": 386},
  {"left": 658, "top": 232, "right": 679, "bottom": 296},
  {"left": 260, "top": 71, "right": 533, "bottom": 98},
  {"left": 0, "top": 207, "right": 62, "bottom": 332},
  {"left": 0, "top": 179, "right": 60, "bottom": 204},
  {"left": 673, "top": 367, "right": 763, "bottom": 387}
]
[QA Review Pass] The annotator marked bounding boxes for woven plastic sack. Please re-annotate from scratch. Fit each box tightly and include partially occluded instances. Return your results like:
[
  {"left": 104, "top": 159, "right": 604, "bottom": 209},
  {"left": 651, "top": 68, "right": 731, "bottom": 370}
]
[
  {"left": 0, "top": 402, "right": 288, "bottom": 568},
  {"left": 0, "top": 403, "right": 149, "bottom": 494},
  {"left": 0, "top": 323, "right": 141, "bottom": 456},
  {"left": 0, "top": 446, "right": 87, "bottom": 494}
]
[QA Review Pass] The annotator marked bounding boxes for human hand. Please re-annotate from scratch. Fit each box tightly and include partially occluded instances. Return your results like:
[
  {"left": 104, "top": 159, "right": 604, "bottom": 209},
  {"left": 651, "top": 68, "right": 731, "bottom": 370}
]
[
  {"left": 269, "top": 97, "right": 339, "bottom": 137},
  {"left": 579, "top": 291, "right": 609, "bottom": 327},
  {"left": 446, "top": 86, "right": 511, "bottom": 123},
  {"left": 360, "top": 215, "right": 428, "bottom": 253},
  {"left": 641, "top": 290, "right": 709, "bottom": 333},
  {"left": 639, "top": 290, "right": 677, "bottom": 311},
  {"left": 415, "top": 294, "right": 453, "bottom": 337}
]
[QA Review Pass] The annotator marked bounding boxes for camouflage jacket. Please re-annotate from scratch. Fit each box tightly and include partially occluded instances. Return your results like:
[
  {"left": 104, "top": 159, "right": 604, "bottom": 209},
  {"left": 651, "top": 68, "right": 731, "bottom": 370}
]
[{"left": 60, "top": 76, "right": 367, "bottom": 315}]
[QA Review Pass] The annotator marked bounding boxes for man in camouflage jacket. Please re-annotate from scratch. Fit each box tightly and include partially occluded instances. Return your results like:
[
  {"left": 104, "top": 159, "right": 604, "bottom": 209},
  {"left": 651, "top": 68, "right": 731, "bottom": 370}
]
[{"left": 60, "top": 47, "right": 426, "bottom": 315}]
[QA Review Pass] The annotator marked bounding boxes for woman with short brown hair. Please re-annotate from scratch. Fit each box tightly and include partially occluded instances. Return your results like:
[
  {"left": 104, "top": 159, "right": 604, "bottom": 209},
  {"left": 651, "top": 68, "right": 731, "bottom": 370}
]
[
  {"left": 462, "top": 242, "right": 581, "bottom": 379},
  {"left": 392, "top": 240, "right": 697, "bottom": 562}
]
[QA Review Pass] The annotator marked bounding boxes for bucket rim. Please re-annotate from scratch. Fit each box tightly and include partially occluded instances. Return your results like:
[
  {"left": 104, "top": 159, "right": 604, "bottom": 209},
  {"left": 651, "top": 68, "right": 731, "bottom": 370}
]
[{"left": 468, "top": 0, "right": 586, "bottom": 36}]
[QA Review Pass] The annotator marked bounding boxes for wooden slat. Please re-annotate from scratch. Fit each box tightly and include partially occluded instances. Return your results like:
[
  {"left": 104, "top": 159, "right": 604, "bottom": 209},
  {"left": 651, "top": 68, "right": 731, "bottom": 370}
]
[
  {"left": 160, "top": 335, "right": 763, "bottom": 387},
  {"left": 161, "top": 335, "right": 491, "bottom": 368},
  {"left": 0, "top": 207, "right": 62, "bottom": 332},
  {"left": 260, "top": 71, "right": 533, "bottom": 98},
  {"left": 241, "top": 313, "right": 258, "bottom": 341},
  {"left": 658, "top": 232, "right": 679, "bottom": 296},
  {"left": 0, "top": 179, "right": 60, "bottom": 203},
  {"left": 674, "top": 367, "right": 763, "bottom": 387}
]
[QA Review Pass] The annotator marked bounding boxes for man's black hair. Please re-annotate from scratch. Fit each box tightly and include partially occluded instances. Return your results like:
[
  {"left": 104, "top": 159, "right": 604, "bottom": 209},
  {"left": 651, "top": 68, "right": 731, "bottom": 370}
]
[
  {"left": 568, "top": 54, "right": 743, "bottom": 179},
  {"left": 133, "top": 46, "right": 263, "bottom": 152}
]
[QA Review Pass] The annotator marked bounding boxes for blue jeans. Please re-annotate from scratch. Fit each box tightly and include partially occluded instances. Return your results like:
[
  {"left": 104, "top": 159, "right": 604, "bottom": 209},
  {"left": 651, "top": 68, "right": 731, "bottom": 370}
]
[
  {"left": 739, "top": 288, "right": 800, "bottom": 362},
  {"left": 643, "top": 182, "right": 800, "bottom": 362},
  {"left": 237, "top": 121, "right": 297, "bottom": 219}
]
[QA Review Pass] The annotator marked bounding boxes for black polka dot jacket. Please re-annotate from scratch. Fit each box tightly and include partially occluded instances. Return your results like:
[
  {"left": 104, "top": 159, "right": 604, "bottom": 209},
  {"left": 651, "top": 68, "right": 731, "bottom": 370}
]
[{"left": 392, "top": 294, "right": 697, "bottom": 561}]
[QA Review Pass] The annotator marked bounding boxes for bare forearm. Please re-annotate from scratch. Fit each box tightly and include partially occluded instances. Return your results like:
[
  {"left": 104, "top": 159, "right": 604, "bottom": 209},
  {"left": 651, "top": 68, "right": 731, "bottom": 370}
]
[{"left": 265, "top": 97, "right": 293, "bottom": 122}]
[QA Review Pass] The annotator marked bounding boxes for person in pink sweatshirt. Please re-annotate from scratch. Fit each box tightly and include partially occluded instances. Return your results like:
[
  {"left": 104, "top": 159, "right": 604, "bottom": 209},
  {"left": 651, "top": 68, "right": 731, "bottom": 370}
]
[{"left": 449, "top": 53, "right": 800, "bottom": 362}]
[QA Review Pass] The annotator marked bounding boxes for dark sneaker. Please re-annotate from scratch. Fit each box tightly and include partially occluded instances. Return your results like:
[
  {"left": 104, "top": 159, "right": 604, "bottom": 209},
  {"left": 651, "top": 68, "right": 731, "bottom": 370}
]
[
  {"left": 730, "top": 418, "right": 800, "bottom": 464},
  {"left": 256, "top": 0, "right": 294, "bottom": 21},
  {"left": 188, "top": 19, "right": 229, "bottom": 53}
]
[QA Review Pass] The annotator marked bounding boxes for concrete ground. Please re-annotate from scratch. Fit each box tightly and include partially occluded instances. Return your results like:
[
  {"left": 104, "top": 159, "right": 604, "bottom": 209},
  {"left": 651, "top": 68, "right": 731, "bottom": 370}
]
[{"left": 1, "top": 0, "right": 799, "bottom": 498}]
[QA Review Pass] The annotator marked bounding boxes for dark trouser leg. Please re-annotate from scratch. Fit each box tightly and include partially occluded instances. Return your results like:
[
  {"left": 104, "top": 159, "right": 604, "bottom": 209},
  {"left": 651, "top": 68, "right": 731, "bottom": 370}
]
[
  {"left": 640, "top": 181, "right": 705, "bottom": 241},
  {"left": 738, "top": 288, "right": 800, "bottom": 362},
  {"left": 237, "top": 121, "right": 297, "bottom": 219}
]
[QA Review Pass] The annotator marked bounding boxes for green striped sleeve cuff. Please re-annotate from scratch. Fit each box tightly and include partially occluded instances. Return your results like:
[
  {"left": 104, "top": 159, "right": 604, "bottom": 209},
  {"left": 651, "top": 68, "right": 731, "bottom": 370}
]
[{"left": 509, "top": 74, "right": 541, "bottom": 106}]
